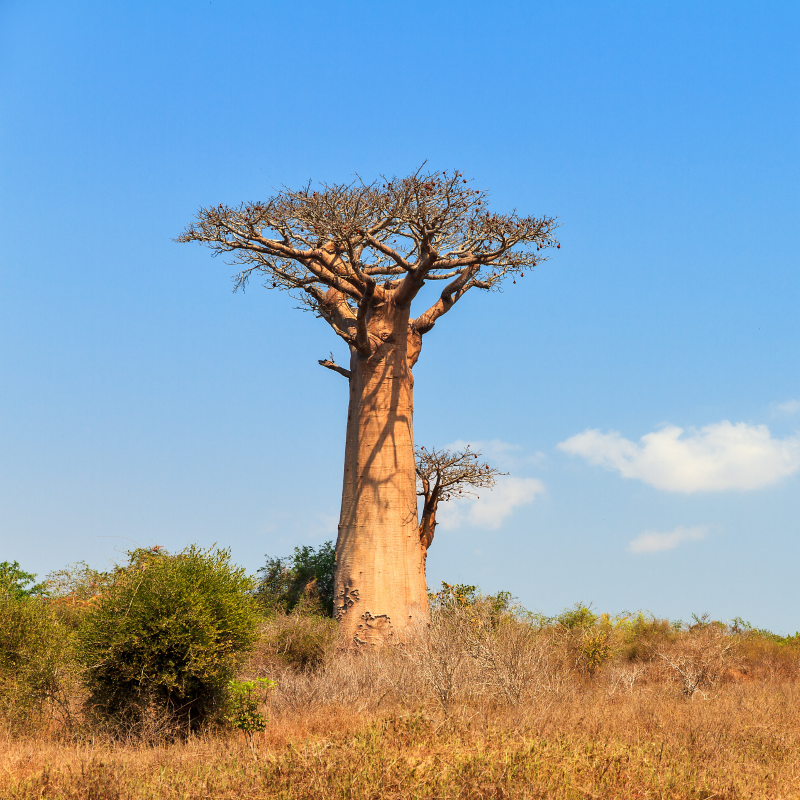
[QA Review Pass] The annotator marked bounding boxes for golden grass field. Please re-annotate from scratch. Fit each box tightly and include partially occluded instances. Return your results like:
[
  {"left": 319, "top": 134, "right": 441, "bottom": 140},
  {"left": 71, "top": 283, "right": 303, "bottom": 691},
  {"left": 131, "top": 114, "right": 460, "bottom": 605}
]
[{"left": 3, "top": 610, "right": 800, "bottom": 799}]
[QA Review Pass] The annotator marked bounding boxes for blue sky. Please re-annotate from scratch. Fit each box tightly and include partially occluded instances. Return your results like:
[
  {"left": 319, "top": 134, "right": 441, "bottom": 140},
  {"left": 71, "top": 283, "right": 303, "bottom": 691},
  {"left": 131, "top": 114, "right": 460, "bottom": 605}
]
[{"left": 1, "top": 1, "right": 798, "bottom": 632}]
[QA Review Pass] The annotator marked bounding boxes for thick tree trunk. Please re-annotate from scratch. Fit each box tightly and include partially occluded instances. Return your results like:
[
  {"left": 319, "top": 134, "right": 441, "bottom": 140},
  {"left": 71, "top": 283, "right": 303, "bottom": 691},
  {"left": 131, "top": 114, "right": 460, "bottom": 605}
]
[{"left": 334, "top": 300, "right": 428, "bottom": 646}]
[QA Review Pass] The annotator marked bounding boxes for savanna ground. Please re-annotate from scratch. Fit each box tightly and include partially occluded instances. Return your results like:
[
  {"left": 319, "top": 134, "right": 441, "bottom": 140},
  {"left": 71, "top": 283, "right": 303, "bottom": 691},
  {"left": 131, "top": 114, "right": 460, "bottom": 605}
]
[{"left": 3, "top": 591, "right": 800, "bottom": 800}]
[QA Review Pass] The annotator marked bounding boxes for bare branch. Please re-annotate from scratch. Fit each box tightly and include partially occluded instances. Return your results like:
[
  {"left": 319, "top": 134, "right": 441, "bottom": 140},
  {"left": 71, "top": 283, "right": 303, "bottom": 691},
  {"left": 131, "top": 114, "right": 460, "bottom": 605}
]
[
  {"left": 361, "top": 232, "right": 413, "bottom": 271},
  {"left": 318, "top": 358, "right": 351, "bottom": 379},
  {"left": 411, "top": 265, "right": 480, "bottom": 334}
]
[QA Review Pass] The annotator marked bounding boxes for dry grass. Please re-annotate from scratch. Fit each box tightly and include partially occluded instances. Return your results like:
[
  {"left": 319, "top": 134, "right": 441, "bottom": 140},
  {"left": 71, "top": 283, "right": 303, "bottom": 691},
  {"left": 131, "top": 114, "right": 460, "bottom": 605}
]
[
  {"left": 3, "top": 682, "right": 800, "bottom": 798},
  {"left": 3, "top": 611, "right": 800, "bottom": 799}
]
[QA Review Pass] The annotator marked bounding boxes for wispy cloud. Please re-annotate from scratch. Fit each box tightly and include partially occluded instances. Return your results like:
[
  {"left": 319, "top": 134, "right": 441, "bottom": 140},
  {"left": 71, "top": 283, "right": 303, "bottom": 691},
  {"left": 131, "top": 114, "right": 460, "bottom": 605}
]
[
  {"left": 628, "top": 525, "right": 710, "bottom": 553},
  {"left": 773, "top": 399, "right": 800, "bottom": 416},
  {"left": 437, "top": 476, "right": 545, "bottom": 531},
  {"left": 558, "top": 421, "right": 800, "bottom": 493}
]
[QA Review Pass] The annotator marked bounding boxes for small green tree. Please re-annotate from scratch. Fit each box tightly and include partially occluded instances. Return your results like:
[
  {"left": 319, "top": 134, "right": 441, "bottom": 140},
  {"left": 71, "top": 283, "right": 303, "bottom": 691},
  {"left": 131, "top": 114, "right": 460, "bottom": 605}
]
[
  {"left": 0, "top": 561, "right": 48, "bottom": 600},
  {"left": 255, "top": 541, "right": 335, "bottom": 616},
  {"left": 227, "top": 678, "right": 275, "bottom": 758},
  {"left": 77, "top": 546, "right": 259, "bottom": 732}
]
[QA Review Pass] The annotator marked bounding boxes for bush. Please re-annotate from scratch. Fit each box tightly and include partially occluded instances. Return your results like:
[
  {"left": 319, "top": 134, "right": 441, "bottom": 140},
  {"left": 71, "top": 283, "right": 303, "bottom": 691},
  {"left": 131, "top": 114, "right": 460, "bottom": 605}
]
[
  {"left": 457, "top": 602, "right": 559, "bottom": 704},
  {"left": 555, "top": 602, "right": 598, "bottom": 631},
  {"left": 737, "top": 633, "right": 800, "bottom": 681},
  {"left": 656, "top": 624, "right": 737, "bottom": 699},
  {"left": 409, "top": 583, "right": 551, "bottom": 710},
  {"left": 45, "top": 561, "right": 114, "bottom": 631},
  {"left": 0, "top": 591, "right": 74, "bottom": 734},
  {"left": 545, "top": 604, "right": 614, "bottom": 676},
  {"left": 619, "top": 611, "right": 676, "bottom": 662},
  {"left": 76, "top": 546, "right": 259, "bottom": 733},
  {"left": 430, "top": 582, "right": 513, "bottom": 623},
  {"left": 258, "top": 612, "right": 339, "bottom": 671},
  {"left": 254, "top": 541, "right": 335, "bottom": 616}
]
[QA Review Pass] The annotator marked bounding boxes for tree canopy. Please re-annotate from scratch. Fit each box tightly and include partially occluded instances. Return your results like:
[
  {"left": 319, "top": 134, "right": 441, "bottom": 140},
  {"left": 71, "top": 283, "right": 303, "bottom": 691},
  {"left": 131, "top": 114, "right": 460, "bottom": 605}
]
[
  {"left": 178, "top": 168, "right": 559, "bottom": 367},
  {"left": 416, "top": 446, "right": 506, "bottom": 550},
  {"left": 0, "top": 561, "right": 47, "bottom": 600},
  {"left": 254, "top": 542, "right": 335, "bottom": 617}
]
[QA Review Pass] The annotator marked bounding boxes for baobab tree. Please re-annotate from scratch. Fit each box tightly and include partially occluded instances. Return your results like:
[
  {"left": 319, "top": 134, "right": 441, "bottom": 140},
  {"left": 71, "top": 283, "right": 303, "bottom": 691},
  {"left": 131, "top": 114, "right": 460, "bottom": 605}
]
[
  {"left": 416, "top": 445, "right": 505, "bottom": 554},
  {"left": 178, "top": 168, "right": 559, "bottom": 645}
]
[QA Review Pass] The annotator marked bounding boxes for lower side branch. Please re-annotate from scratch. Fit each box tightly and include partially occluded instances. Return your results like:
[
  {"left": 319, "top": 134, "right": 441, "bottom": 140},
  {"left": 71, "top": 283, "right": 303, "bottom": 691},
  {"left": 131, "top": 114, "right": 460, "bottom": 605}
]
[{"left": 318, "top": 359, "right": 351, "bottom": 379}]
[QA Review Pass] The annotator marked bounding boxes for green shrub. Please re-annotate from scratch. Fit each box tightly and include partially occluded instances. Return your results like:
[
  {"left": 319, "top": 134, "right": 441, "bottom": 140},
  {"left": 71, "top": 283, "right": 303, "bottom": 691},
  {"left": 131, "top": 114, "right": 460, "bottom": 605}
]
[
  {"left": 556, "top": 603, "right": 598, "bottom": 630},
  {"left": 259, "top": 612, "right": 338, "bottom": 670},
  {"left": 619, "top": 611, "right": 676, "bottom": 661},
  {"left": 255, "top": 541, "right": 335, "bottom": 616},
  {"left": 430, "top": 582, "right": 514, "bottom": 626},
  {"left": 542, "top": 604, "right": 614, "bottom": 676},
  {"left": 577, "top": 626, "right": 613, "bottom": 675},
  {"left": 429, "top": 582, "right": 480, "bottom": 609},
  {"left": 0, "top": 592, "right": 74, "bottom": 733},
  {"left": 730, "top": 616, "right": 800, "bottom": 645},
  {"left": 76, "top": 546, "right": 259, "bottom": 732}
]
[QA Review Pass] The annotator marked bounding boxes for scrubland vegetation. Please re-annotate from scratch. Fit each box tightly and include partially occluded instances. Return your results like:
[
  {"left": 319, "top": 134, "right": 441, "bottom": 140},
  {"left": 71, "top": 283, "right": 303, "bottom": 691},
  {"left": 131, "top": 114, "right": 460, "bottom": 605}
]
[{"left": 2, "top": 551, "right": 799, "bottom": 798}]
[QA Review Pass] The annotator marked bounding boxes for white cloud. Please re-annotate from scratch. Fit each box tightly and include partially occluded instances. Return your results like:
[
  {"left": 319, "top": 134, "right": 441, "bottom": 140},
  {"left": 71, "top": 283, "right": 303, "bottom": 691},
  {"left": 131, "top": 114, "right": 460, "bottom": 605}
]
[
  {"left": 557, "top": 421, "right": 800, "bottom": 493},
  {"left": 773, "top": 399, "right": 800, "bottom": 416},
  {"left": 628, "top": 525, "right": 710, "bottom": 553},
  {"left": 437, "top": 475, "right": 545, "bottom": 531}
]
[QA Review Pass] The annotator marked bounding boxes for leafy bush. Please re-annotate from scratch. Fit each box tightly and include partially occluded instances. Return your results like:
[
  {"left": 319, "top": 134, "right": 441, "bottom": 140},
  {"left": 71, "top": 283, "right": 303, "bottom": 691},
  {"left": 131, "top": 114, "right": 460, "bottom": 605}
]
[
  {"left": 45, "top": 561, "right": 114, "bottom": 630},
  {"left": 0, "top": 590, "right": 74, "bottom": 733},
  {"left": 540, "top": 604, "right": 614, "bottom": 676},
  {"left": 77, "top": 546, "right": 259, "bottom": 733},
  {"left": 731, "top": 616, "right": 800, "bottom": 645},
  {"left": 619, "top": 611, "right": 676, "bottom": 661},
  {"left": 258, "top": 612, "right": 339, "bottom": 671},
  {"left": 430, "top": 582, "right": 513, "bottom": 624},
  {"left": 555, "top": 602, "right": 598, "bottom": 631},
  {"left": 254, "top": 541, "right": 335, "bottom": 616},
  {"left": 429, "top": 582, "right": 480, "bottom": 609}
]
